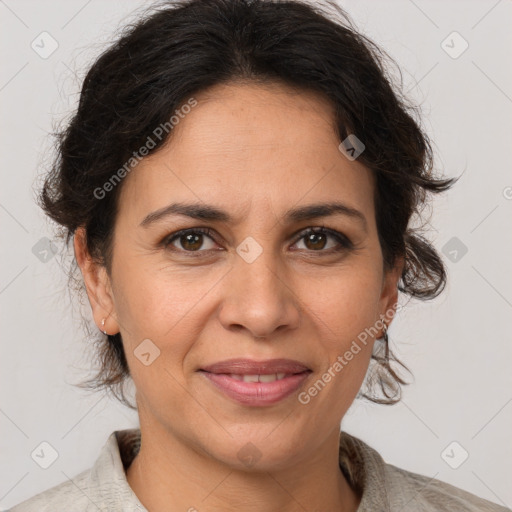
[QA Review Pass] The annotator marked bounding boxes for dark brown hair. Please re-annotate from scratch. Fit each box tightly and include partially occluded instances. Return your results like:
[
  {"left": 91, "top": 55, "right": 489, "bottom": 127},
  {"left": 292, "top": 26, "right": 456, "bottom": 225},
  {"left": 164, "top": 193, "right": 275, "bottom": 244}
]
[{"left": 40, "top": 0, "right": 457, "bottom": 409}]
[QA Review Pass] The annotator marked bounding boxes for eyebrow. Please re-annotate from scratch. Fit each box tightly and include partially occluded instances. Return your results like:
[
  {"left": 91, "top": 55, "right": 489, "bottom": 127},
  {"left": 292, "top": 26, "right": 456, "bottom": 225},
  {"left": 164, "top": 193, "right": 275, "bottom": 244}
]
[{"left": 139, "top": 201, "right": 368, "bottom": 232}]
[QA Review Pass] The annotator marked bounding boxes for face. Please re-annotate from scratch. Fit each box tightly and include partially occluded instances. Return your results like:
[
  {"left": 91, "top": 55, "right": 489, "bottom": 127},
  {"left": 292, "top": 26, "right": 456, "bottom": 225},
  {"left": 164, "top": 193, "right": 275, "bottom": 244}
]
[{"left": 76, "top": 81, "right": 401, "bottom": 471}]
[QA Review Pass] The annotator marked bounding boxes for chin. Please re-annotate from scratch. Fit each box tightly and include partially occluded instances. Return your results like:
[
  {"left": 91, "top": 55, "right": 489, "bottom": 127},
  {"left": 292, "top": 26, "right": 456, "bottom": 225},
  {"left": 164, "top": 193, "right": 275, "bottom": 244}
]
[{"left": 203, "top": 428, "right": 306, "bottom": 472}]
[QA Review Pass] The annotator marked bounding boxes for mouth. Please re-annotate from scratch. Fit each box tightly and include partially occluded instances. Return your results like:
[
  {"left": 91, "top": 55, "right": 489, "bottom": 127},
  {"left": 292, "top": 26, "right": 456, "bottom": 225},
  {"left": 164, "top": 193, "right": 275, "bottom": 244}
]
[
  {"left": 198, "top": 358, "right": 312, "bottom": 406},
  {"left": 199, "top": 357, "right": 311, "bottom": 375},
  {"left": 218, "top": 372, "right": 297, "bottom": 382}
]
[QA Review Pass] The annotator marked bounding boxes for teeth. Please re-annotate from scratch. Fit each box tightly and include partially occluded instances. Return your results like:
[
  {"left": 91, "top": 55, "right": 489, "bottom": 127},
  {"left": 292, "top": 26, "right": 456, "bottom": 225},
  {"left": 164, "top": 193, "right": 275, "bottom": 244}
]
[
  {"left": 228, "top": 373, "right": 288, "bottom": 382},
  {"left": 258, "top": 374, "right": 277, "bottom": 383}
]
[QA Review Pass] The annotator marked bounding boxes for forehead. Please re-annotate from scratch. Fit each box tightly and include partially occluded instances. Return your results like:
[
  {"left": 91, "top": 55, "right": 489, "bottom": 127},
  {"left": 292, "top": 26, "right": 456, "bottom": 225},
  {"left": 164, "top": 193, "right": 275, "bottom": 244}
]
[{"left": 117, "top": 81, "right": 375, "bottom": 224}]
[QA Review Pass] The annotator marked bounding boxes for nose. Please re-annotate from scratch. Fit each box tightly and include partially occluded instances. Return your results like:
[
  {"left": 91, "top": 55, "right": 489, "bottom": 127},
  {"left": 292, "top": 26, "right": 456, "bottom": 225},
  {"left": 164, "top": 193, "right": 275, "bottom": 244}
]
[{"left": 218, "top": 247, "right": 302, "bottom": 339}]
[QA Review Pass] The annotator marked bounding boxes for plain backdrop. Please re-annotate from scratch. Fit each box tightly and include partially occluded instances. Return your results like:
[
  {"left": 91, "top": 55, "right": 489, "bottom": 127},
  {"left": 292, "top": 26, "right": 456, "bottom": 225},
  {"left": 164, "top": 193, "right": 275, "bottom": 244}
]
[{"left": 1, "top": 0, "right": 511, "bottom": 509}]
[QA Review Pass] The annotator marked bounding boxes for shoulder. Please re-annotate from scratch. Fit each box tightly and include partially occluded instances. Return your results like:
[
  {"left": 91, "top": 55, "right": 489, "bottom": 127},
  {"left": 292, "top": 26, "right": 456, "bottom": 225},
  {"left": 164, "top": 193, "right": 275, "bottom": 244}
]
[
  {"left": 339, "top": 432, "right": 510, "bottom": 512},
  {"left": 382, "top": 462, "right": 510, "bottom": 512},
  {"left": 9, "top": 429, "right": 144, "bottom": 512},
  {"left": 8, "top": 468, "right": 93, "bottom": 512}
]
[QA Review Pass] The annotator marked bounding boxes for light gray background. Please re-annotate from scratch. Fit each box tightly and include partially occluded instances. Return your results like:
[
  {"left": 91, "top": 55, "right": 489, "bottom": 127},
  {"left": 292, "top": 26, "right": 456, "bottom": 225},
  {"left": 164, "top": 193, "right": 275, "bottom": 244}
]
[{"left": 1, "top": 0, "right": 511, "bottom": 509}]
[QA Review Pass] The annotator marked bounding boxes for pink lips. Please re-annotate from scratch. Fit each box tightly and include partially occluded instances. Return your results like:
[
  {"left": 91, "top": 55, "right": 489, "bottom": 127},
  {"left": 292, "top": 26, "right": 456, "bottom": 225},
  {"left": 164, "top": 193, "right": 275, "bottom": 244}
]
[
  {"left": 201, "top": 358, "right": 311, "bottom": 375},
  {"left": 199, "top": 358, "right": 312, "bottom": 406}
]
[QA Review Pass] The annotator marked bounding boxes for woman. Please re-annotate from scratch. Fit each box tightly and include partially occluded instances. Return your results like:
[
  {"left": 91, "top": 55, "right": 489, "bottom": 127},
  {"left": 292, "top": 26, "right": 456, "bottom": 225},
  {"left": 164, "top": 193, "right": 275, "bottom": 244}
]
[{"left": 10, "top": 0, "right": 508, "bottom": 510}]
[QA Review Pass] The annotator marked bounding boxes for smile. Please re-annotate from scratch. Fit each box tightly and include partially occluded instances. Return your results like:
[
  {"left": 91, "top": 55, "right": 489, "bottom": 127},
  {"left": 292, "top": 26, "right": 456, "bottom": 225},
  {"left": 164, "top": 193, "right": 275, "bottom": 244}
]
[
  {"left": 227, "top": 373, "right": 288, "bottom": 382},
  {"left": 199, "top": 370, "right": 312, "bottom": 406}
]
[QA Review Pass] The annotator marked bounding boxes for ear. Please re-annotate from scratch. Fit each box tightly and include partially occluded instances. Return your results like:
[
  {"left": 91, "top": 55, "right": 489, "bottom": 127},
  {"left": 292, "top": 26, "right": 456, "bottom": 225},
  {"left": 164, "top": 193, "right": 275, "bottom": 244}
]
[
  {"left": 378, "top": 254, "right": 404, "bottom": 334},
  {"left": 73, "top": 227, "right": 119, "bottom": 335}
]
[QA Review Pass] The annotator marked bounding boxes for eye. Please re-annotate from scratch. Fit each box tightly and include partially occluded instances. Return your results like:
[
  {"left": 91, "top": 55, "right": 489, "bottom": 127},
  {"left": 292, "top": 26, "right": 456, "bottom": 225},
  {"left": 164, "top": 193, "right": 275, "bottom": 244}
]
[
  {"left": 162, "top": 226, "right": 353, "bottom": 256},
  {"left": 163, "top": 227, "right": 218, "bottom": 253},
  {"left": 291, "top": 226, "right": 353, "bottom": 253}
]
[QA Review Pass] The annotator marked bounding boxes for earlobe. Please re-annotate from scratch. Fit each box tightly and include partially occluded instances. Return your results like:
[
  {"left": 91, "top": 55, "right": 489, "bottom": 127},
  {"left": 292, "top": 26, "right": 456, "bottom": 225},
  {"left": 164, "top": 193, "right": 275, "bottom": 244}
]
[{"left": 73, "top": 227, "right": 119, "bottom": 335}]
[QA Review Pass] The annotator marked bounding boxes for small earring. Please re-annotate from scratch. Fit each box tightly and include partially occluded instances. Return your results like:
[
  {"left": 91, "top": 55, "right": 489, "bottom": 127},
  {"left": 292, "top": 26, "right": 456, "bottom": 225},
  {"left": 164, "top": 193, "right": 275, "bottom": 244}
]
[{"left": 101, "top": 318, "right": 107, "bottom": 335}]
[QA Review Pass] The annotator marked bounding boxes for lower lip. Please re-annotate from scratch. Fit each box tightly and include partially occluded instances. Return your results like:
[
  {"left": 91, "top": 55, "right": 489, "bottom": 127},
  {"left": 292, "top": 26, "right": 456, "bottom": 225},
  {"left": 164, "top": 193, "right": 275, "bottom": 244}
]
[{"left": 199, "top": 371, "right": 311, "bottom": 406}]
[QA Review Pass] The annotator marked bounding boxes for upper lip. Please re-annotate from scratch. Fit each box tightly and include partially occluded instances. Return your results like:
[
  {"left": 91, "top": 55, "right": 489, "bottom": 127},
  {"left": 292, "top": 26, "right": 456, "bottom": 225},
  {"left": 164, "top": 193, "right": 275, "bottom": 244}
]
[{"left": 200, "top": 358, "right": 311, "bottom": 375}]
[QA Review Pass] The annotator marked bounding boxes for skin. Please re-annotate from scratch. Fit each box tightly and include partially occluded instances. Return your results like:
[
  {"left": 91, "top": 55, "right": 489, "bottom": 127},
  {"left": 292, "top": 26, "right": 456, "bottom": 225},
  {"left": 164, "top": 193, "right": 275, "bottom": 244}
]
[{"left": 74, "top": 81, "right": 403, "bottom": 512}]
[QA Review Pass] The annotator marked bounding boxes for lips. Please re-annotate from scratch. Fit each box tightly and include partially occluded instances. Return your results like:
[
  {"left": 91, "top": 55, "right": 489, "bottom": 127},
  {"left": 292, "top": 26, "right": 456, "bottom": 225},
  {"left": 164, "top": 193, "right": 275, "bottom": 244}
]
[
  {"left": 198, "top": 358, "right": 312, "bottom": 406},
  {"left": 200, "top": 358, "right": 311, "bottom": 375}
]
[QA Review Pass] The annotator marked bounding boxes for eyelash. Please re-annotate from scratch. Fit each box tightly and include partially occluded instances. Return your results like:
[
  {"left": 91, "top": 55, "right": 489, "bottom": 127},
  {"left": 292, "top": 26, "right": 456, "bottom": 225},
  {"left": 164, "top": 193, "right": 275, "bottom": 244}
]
[{"left": 161, "top": 226, "right": 354, "bottom": 257}]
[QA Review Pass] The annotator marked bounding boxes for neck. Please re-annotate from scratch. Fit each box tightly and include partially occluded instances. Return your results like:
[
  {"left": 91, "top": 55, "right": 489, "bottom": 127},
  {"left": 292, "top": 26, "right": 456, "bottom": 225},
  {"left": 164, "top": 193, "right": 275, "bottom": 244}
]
[{"left": 125, "top": 422, "right": 360, "bottom": 512}]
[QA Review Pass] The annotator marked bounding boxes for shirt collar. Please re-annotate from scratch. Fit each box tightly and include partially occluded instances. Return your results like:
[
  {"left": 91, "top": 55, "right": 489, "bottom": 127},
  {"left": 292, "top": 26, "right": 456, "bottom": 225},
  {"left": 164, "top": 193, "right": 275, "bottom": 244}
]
[{"left": 87, "top": 429, "right": 146, "bottom": 511}]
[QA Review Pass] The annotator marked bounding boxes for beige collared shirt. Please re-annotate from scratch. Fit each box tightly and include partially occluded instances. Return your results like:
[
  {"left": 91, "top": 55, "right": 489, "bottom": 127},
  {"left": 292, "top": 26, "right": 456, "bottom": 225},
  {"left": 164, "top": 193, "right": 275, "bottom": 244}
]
[{"left": 10, "top": 428, "right": 510, "bottom": 511}]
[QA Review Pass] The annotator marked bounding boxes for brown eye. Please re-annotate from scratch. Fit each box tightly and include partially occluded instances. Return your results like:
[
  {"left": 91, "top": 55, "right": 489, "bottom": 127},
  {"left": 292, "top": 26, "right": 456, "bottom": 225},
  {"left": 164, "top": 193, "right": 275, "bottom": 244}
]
[
  {"left": 303, "top": 231, "right": 328, "bottom": 250},
  {"left": 162, "top": 226, "right": 353, "bottom": 257},
  {"left": 293, "top": 227, "right": 353, "bottom": 253},
  {"left": 164, "top": 228, "right": 217, "bottom": 252},
  {"left": 177, "top": 232, "right": 204, "bottom": 251}
]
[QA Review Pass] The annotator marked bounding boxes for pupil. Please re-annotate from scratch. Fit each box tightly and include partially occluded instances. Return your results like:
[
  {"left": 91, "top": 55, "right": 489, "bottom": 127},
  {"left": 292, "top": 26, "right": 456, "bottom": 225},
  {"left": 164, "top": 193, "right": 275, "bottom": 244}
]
[
  {"left": 306, "top": 233, "right": 326, "bottom": 250},
  {"left": 183, "top": 233, "right": 202, "bottom": 251}
]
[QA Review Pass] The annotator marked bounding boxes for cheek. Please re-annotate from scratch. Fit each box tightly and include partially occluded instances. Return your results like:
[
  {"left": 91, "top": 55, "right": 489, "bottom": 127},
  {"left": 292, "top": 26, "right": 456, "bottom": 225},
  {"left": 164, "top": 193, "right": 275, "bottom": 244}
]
[
  {"left": 300, "top": 299, "right": 377, "bottom": 418},
  {"left": 304, "top": 261, "right": 383, "bottom": 344},
  {"left": 112, "top": 258, "right": 210, "bottom": 336},
  {"left": 112, "top": 261, "right": 225, "bottom": 389},
  {"left": 299, "top": 265, "right": 382, "bottom": 398}
]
